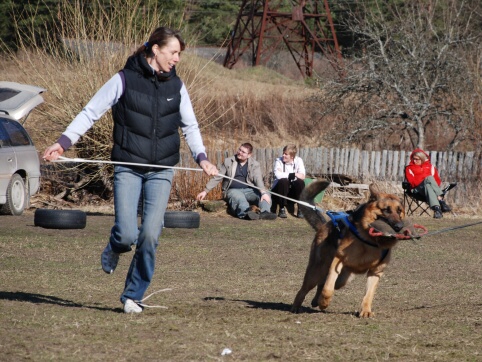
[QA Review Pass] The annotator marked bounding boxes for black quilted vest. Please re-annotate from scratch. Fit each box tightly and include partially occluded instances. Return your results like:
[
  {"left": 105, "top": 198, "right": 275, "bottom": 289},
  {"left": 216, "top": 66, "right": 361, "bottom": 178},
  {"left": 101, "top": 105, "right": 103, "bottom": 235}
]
[{"left": 111, "top": 54, "right": 183, "bottom": 166}]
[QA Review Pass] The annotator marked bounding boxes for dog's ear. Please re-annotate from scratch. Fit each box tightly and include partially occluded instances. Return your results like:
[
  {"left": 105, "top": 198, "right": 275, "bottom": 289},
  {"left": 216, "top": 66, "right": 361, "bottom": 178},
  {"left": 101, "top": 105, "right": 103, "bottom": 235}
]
[{"left": 368, "top": 183, "right": 380, "bottom": 202}]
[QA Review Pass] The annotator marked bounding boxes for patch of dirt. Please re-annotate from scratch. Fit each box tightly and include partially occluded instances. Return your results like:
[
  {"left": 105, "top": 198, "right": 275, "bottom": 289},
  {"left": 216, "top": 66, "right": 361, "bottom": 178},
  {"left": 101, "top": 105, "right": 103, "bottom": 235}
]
[{"left": 0, "top": 210, "right": 480, "bottom": 361}]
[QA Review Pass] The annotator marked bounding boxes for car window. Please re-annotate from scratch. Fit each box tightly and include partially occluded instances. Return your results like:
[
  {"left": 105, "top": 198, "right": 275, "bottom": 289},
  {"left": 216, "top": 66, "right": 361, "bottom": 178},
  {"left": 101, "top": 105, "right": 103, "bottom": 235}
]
[
  {"left": 0, "top": 88, "right": 20, "bottom": 102},
  {"left": 1, "top": 119, "right": 32, "bottom": 146},
  {"left": 0, "top": 119, "right": 11, "bottom": 147}
]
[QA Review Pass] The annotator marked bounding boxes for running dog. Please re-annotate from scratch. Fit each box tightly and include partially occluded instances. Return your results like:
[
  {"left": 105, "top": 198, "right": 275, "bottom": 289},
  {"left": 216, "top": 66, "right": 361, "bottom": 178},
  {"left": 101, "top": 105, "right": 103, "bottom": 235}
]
[{"left": 291, "top": 180, "right": 406, "bottom": 317}]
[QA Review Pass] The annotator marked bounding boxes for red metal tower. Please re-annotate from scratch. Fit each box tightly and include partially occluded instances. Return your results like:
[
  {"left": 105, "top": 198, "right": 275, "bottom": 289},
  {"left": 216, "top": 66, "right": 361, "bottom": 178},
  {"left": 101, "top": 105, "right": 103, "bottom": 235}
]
[{"left": 223, "top": 0, "right": 343, "bottom": 78}]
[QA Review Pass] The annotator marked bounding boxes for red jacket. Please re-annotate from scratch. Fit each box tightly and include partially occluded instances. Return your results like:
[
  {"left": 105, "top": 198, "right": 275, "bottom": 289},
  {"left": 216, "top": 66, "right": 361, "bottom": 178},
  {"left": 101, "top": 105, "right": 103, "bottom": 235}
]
[{"left": 405, "top": 148, "right": 441, "bottom": 189}]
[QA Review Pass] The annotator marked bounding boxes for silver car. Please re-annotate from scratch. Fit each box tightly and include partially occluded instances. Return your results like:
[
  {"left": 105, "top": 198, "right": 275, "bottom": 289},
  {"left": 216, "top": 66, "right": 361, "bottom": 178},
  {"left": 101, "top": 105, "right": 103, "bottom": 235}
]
[{"left": 0, "top": 81, "right": 45, "bottom": 215}]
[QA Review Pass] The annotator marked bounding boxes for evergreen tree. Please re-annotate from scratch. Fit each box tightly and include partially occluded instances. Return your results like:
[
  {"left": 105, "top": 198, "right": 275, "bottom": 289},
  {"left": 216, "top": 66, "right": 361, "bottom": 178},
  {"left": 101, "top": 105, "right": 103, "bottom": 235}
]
[
  {"left": 0, "top": 0, "right": 59, "bottom": 52},
  {"left": 0, "top": 1, "right": 20, "bottom": 50},
  {"left": 186, "top": 1, "right": 241, "bottom": 46}
]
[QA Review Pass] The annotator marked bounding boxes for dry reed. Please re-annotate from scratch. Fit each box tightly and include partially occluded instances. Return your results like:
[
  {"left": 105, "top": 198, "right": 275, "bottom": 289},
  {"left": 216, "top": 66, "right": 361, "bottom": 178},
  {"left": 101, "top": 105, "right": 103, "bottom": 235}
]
[{"left": 0, "top": 0, "right": 321, "bottom": 207}]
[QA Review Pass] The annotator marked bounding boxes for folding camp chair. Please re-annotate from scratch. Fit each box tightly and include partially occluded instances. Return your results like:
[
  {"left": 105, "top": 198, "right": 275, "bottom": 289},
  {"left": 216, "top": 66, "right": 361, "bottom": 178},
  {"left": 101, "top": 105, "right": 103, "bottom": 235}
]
[{"left": 402, "top": 181, "right": 457, "bottom": 216}]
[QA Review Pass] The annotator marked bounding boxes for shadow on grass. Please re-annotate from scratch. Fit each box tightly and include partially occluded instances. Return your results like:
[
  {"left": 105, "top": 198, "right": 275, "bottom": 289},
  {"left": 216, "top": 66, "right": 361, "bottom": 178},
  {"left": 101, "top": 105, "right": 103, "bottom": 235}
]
[
  {"left": 204, "top": 296, "right": 356, "bottom": 315},
  {"left": 0, "top": 291, "right": 121, "bottom": 313}
]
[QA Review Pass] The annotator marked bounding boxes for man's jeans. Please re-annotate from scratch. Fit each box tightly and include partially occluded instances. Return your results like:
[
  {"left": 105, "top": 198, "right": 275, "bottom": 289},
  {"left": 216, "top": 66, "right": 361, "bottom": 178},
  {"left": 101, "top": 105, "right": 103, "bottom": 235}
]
[
  {"left": 225, "top": 187, "right": 271, "bottom": 218},
  {"left": 109, "top": 165, "right": 173, "bottom": 304}
]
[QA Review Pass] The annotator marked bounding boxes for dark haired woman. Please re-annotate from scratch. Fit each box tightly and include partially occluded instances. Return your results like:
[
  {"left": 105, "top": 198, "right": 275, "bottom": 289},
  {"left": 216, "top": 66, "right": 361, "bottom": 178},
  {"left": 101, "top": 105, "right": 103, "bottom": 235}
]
[{"left": 44, "top": 27, "right": 218, "bottom": 313}]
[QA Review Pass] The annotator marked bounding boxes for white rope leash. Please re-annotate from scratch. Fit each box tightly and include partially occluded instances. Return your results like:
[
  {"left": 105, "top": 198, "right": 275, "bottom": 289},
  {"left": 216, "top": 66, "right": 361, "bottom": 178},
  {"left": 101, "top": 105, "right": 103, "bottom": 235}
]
[
  {"left": 54, "top": 156, "right": 203, "bottom": 172},
  {"left": 136, "top": 288, "right": 172, "bottom": 309},
  {"left": 52, "top": 156, "right": 318, "bottom": 210}
]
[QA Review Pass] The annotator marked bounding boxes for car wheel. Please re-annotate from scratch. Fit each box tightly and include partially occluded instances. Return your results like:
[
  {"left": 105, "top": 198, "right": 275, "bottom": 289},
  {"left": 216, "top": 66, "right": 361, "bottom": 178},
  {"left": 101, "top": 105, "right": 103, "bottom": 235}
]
[
  {"left": 34, "top": 209, "right": 87, "bottom": 229},
  {"left": 2, "top": 174, "right": 28, "bottom": 216},
  {"left": 164, "top": 211, "right": 200, "bottom": 228}
]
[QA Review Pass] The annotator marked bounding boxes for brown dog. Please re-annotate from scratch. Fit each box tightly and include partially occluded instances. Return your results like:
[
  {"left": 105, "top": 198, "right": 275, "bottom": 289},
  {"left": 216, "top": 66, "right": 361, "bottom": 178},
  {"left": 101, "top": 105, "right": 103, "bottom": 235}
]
[{"left": 291, "top": 180, "right": 405, "bottom": 317}]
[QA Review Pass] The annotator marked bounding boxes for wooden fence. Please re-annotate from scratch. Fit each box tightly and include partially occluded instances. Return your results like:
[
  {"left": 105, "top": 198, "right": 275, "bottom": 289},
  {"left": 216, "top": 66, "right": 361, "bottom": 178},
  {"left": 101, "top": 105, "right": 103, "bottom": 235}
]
[
  {"left": 178, "top": 147, "right": 481, "bottom": 204},
  {"left": 189, "top": 147, "right": 480, "bottom": 183}
]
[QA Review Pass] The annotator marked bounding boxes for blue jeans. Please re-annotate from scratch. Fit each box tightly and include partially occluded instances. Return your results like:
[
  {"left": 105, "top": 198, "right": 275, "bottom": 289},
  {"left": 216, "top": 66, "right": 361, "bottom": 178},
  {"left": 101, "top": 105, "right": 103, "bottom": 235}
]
[
  {"left": 109, "top": 165, "right": 173, "bottom": 304},
  {"left": 225, "top": 187, "right": 271, "bottom": 218}
]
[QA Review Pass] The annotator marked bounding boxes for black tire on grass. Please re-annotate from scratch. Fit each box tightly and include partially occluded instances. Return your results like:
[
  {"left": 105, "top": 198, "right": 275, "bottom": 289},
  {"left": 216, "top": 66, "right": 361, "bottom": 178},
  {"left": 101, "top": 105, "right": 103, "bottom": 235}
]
[
  {"left": 164, "top": 211, "right": 200, "bottom": 228},
  {"left": 34, "top": 209, "right": 87, "bottom": 229}
]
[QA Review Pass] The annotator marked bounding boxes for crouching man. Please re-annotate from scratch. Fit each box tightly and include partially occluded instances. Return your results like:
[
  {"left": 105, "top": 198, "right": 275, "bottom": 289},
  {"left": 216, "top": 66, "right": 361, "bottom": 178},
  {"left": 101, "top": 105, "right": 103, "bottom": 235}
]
[{"left": 196, "top": 142, "right": 277, "bottom": 220}]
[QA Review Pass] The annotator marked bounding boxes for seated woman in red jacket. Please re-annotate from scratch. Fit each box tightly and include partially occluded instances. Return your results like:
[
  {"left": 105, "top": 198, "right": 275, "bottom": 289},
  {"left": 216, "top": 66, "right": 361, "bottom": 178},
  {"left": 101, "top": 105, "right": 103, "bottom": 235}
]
[{"left": 405, "top": 148, "right": 451, "bottom": 219}]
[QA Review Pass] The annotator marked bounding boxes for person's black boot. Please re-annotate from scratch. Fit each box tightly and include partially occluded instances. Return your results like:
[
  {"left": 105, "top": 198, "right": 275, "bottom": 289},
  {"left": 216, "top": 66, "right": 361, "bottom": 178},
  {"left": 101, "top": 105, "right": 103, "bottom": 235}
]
[
  {"left": 432, "top": 205, "right": 443, "bottom": 219},
  {"left": 439, "top": 199, "right": 452, "bottom": 213},
  {"left": 278, "top": 207, "right": 287, "bottom": 218}
]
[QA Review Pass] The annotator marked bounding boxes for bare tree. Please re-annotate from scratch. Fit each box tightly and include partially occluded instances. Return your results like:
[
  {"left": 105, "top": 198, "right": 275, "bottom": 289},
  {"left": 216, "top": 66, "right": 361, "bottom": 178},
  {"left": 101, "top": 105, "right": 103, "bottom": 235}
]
[{"left": 316, "top": 0, "right": 481, "bottom": 151}]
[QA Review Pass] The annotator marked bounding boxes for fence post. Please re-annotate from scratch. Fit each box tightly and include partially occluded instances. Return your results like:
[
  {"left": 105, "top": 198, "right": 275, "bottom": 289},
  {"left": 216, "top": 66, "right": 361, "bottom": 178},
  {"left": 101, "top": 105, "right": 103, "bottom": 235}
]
[
  {"left": 464, "top": 152, "right": 474, "bottom": 180},
  {"left": 328, "top": 148, "right": 334, "bottom": 175},
  {"left": 375, "top": 151, "right": 381, "bottom": 178},
  {"left": 391, "top": 151, "right": 398, "bottom": 181},
  {"left": 387, "top": 150, "right": 393, "bottom": 180},
  {"left": 321, "top": 147, "right": 328, "bottom": 174},
  {"left": 361, "top": 150, "right": 369, "bottom": 180},
  {"left": 399, "top": 150, "right": 407, "bottom": 181},
  {"left": 341, "top": 148, "right": 348, "bottom": 175},
  {"left": 380, "top": 150, "right": 388, "bottom": 179},
  {"left": 334, "top": 148, "right": 340, "bottom": 174},
  {"left": 447, "top": 152, "right": 456, "bottom": 180},
  {"left": 457, "top": 152, "right": 464, "bottom": 180}
]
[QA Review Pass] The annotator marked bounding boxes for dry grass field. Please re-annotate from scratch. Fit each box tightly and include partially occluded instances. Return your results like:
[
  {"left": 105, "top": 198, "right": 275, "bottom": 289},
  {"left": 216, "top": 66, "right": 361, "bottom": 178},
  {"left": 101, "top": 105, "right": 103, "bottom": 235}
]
[
  {"left": 1, "top": 209, "right": 481, "bottom": 361},
  {"left": 1, "top": 4, "right": 481, "bottom": 360}
]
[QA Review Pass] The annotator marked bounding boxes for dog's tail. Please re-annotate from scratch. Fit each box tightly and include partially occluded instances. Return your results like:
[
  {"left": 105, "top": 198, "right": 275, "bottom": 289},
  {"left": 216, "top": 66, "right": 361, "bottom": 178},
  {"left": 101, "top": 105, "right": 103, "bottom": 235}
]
[{"left": 299, "top": 180, "right": 331, "bottom": 231}]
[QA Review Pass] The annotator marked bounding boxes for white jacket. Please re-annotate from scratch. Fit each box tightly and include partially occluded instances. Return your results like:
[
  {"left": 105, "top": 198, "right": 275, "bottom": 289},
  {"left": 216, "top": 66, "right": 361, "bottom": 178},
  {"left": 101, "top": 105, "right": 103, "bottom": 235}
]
[{"left": 271, "top": 156, "right": 306, "bottom": 188}]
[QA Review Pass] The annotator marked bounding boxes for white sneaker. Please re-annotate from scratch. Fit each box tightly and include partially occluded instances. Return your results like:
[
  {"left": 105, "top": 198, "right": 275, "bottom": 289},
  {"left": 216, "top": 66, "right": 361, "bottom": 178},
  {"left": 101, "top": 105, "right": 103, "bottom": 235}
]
[
  {"left": 124, "top": 299, "right": 143, "bottom": 314},
  {"left": 101, "top": 243, "right": 119, "bottom": 274}
]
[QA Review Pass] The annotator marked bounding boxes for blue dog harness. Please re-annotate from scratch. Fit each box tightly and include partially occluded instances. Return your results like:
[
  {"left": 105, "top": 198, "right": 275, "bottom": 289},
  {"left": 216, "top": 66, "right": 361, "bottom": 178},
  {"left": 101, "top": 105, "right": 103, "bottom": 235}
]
[{"left": 325, "top": 211, "right": 390, "bottom": 261}]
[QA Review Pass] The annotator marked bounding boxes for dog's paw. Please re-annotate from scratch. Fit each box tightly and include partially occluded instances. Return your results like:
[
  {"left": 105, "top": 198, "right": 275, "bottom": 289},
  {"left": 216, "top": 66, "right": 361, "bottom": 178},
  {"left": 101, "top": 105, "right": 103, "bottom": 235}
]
[
  {"left": 290, "top": 305, "right": 301, "bottom": 314},
  {"left": 358, "top": 310, "right": 375, "bottom": 318},
  {"left": 317, "top": 295, "right": 332, "bottom": 310}
]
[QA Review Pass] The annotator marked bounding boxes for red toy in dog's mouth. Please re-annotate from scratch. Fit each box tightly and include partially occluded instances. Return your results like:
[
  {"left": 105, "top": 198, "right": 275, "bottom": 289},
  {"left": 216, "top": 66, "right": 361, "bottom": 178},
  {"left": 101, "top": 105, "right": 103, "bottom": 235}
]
[{"left": 369, "top": 218, "right": 428, "bottom": 239}]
